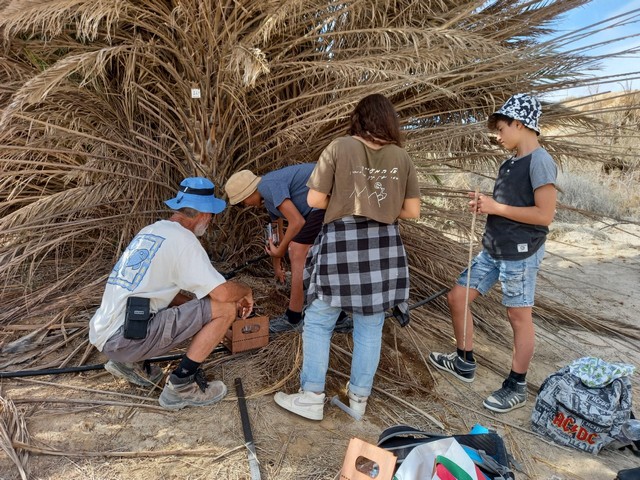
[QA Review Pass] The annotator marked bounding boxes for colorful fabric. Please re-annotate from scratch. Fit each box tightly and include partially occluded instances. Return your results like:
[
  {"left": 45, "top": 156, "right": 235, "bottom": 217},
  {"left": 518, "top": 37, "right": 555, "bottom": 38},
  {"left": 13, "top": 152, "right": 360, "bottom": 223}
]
[
  {"left": 568, "top": 357, "right": 635, "bottom": 388},
  {"left": 304, "top": 215, "right": 409, "bottom": 315}
]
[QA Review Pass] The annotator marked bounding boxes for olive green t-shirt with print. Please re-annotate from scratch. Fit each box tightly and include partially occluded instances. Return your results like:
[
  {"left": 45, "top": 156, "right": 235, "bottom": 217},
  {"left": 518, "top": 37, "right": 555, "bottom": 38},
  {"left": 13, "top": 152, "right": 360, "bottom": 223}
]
[{"left": 307, "top": 136, "right": 420, "bottom": 225}]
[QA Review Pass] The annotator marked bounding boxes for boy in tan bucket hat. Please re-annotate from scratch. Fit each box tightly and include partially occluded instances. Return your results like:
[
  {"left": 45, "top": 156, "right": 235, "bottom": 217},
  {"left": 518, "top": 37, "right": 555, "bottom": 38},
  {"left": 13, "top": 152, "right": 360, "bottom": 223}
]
[{"left": 226, "top": 164, "right": 352, "bottom": 333}]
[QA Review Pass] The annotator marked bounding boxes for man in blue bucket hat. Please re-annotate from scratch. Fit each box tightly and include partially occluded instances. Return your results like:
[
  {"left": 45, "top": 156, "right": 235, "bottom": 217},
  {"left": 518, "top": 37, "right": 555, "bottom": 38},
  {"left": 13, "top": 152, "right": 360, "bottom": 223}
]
[{"left": 90, "top": 177, "right": 254, "bottom": 410}]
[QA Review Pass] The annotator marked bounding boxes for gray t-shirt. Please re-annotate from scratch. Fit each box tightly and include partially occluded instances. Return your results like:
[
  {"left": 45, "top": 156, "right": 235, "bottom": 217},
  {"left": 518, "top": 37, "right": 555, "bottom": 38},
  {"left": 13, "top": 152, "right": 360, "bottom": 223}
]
[
  {"left": 258, "top": 163, "right": 316, "bottom": 220},
  {"left": 483, "top": 147, "right": 557, "bottom": 260}
]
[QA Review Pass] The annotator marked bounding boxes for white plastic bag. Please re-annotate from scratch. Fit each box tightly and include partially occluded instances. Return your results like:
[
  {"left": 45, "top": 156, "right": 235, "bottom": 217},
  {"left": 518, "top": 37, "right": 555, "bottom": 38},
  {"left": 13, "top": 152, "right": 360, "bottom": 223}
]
[{"left": 393, "top": 437, "right": 479, "bottom": 480}]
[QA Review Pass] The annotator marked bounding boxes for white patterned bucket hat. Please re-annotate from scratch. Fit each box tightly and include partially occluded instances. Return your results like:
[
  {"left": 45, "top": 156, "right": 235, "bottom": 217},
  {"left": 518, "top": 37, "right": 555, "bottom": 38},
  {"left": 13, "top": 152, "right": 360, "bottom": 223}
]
[{"left": 488, "top": 93, "right": 541, "bottom": 135}]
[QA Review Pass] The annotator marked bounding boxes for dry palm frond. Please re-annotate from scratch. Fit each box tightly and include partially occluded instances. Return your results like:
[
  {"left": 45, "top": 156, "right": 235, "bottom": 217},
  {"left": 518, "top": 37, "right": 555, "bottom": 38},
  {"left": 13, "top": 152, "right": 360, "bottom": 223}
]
[
  {"left": 0, "top": 395, "right": 30, "bottom": 480},
  {"left": 11, "top": 441, "right": 245, "bottom": 459},
  {"left": 0, "top": 0, "right": 638, "bottom": 374}
]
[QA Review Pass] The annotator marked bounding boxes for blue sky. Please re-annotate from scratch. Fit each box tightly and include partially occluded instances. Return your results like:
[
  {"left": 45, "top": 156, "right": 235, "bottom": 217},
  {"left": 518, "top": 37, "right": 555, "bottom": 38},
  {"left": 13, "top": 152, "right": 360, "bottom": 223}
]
[{"left": 542, "top": 0, "right": 640, "bottom": 99}]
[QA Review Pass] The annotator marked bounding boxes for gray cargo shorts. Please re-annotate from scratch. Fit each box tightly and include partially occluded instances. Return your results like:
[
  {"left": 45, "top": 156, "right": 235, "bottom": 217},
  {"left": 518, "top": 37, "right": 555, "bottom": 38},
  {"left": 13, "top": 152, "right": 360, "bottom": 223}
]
[{"left": 102, "top": 297, "right": 212, "bottom": 362}]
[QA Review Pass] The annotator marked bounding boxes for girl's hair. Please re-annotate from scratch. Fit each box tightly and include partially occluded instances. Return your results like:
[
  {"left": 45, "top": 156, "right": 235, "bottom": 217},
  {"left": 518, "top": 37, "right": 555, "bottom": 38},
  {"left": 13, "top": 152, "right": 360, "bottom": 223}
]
[{"left": 348, "top": 94, "right": 402, "bottom": 147}]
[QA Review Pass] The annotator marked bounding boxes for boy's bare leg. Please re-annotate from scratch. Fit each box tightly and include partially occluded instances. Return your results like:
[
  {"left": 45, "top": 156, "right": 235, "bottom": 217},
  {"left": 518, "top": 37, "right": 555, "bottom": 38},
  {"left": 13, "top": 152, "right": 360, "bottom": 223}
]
[
  {"left": 506, "top": 306, "right": 535, "bottom": 373},
  {"left": 185, "top": 300, "right": 236, "bottom": 362},
  {"left": 447, "top": 284, "right": 481, "bottom": 351},
  {"left": 288, "top": 241, "right": 311, "bottom": 313}
]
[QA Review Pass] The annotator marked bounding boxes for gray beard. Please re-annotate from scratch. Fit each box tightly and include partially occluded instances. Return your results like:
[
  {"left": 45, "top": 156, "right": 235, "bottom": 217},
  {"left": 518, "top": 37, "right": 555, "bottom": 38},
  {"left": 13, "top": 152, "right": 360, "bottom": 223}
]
[{"left": 194, "top": 221, "right": 207, "bottom": 237}]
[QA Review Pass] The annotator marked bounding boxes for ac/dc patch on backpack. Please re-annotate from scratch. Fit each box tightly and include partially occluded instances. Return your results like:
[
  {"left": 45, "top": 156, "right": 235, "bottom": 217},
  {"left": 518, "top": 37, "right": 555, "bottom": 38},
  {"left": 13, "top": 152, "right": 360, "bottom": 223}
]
[{"left": 531, "top": 367, "right": 633, "bottom": 454}]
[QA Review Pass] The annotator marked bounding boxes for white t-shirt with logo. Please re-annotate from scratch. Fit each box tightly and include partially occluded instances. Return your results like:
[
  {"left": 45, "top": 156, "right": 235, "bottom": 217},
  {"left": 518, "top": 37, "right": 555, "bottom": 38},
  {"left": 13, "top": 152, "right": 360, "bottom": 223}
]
[{"left": 89, "top": 220, "right": 226, "bottom": 351}]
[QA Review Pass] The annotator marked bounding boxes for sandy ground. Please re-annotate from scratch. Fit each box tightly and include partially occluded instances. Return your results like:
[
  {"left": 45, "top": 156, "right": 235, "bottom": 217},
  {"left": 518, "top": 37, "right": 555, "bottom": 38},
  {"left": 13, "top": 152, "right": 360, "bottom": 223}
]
[{"left": 0, "top": 222, "right": 639, "bottom": 480}]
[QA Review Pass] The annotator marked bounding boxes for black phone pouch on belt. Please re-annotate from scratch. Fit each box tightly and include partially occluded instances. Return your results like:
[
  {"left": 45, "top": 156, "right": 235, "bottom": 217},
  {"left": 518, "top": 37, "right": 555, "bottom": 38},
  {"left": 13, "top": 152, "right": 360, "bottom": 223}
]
[{"left": 123, "top": 296, "right": 151, "bottom": 340}]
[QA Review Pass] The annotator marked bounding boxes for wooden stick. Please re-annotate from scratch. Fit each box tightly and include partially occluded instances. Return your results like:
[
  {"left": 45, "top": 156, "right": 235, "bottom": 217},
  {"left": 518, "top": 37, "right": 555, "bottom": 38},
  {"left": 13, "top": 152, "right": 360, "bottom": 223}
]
[
  {"left": 462, "top": 187, "right": 479, "bottom": 357},
  {"left": 11, "top": 441, "right": 245, "bottom": 459},
  {"left": 11, "top": 397, "right": 167, "bottom": 411},
  {"left": 13, "top": 377, "right": 159, "bottom": 402}
]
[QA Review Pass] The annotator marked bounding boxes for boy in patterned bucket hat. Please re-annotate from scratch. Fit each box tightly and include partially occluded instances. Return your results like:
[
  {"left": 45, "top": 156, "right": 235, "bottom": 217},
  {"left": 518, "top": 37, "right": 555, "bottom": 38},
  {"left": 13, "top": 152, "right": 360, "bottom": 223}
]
[{"left": 430, "top": 94, "right": 558, "bottom": 413}]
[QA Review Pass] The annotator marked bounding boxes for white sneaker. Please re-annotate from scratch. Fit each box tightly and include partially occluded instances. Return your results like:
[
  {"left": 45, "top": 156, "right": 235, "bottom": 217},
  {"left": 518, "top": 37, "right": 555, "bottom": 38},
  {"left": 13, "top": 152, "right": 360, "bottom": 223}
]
[
  {"left": 274, "top": 390, "right": 325, "bottom": 420},
  {"left": 348, "top": 389, "right": 368, "bottom": 417}
]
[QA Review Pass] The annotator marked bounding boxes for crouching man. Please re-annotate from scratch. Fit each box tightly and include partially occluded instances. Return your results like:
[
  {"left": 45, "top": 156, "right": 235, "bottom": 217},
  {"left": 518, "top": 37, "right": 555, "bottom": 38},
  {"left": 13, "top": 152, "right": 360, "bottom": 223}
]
[{"left": 89, "top": 177, "right": 253, "bottom": 410}]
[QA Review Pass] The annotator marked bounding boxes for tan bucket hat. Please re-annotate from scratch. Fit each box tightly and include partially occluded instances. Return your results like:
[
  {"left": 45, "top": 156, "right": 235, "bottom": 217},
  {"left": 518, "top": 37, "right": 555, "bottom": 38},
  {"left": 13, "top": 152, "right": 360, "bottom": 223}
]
[{"left": 225, "top": 170, "right": 261, "bottom": 205}]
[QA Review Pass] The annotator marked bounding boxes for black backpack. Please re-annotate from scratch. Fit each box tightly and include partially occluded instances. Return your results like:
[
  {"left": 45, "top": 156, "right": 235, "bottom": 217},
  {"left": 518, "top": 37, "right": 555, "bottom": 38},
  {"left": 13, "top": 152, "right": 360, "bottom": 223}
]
[{"left": 377, "top": 425, "right": 515, "bottom": 479}]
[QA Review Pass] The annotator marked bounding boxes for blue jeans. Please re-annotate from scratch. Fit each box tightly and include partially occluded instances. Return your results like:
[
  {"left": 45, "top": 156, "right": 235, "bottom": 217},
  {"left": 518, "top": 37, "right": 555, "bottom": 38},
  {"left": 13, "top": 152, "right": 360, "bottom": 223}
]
[
  {"left": 300, "top": 298, "right": 385, "bottom": 397},
  {"left": 456, "top": 246, "right": 545, "bottom": 307}
]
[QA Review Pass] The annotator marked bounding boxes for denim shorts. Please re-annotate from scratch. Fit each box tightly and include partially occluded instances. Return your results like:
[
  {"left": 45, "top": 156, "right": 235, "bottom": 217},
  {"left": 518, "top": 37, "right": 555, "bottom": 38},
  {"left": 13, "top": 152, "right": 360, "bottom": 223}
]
[{"left": 456, "top": 246, "right": 545, "bottom": 308}]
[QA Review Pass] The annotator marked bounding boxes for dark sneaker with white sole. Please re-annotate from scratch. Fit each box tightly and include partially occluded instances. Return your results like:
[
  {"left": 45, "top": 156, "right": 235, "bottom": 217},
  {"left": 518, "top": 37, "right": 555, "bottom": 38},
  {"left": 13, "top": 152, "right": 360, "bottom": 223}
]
[
  {"left": 334, "top": 311, "right": 353, "bottom": 333},
  {"left": 270, "top": 311, "right": 353, "bottom": 334},
  {"left": 483, "top": 377, "right": 527, "bottom": 413},
  {"left": 159, "top": 369, "right": 227, "bottom": 410},
  {"left": 269, "top": 313, "right": 302, "bottom": 334},
  {"left": 274, "top": 390, "right": 325, "bottom": 420},
  {"left": 104, "top": 360, "right": 164, "bottom": 387},
  {"left": 428, "top": 351, "right": 477, "bottom": 383}
]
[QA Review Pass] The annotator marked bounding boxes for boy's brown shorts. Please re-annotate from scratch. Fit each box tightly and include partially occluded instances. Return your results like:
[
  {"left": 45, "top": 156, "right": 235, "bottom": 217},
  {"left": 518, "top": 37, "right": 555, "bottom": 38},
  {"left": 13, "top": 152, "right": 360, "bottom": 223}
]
[{"left": 102, "top": 298, "right": 212, "bottom": 363}]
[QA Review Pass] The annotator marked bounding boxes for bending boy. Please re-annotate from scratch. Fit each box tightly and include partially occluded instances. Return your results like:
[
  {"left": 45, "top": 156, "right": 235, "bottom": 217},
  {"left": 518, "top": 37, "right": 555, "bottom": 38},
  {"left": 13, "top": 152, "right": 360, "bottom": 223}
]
[
  {"left": 429, "top": 94, "right": 557, "bottom": 413},
  {"left": 224, "top": 164, "right": 327, "bottom": 332}
]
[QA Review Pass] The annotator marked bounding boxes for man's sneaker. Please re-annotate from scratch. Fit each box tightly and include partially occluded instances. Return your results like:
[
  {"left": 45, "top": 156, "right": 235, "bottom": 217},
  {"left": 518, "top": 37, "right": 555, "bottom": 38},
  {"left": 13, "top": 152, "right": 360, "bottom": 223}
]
[
  {"left": 274, "top": 390, "right": 325, "bottom": 420},
  {"left": 334, "top": 311, "right": 353, "bottom": 333},
  {"left": 428, "top": 351, "right": 477, "bottom": 383},
  {"left": 347, "top": 389, "right": 368, "bottom": 417},
  {"left": 483, "top": 377, "right": 527, "bottom": 413},
  {"left": 104, "top": 360, "right": 164, "bottom": 387},
  {"left": 159, "top": 369, "right": 227, "bottom": 410},
  {"left": 269, "top": 313, "right": 302, "bottom": 333}
]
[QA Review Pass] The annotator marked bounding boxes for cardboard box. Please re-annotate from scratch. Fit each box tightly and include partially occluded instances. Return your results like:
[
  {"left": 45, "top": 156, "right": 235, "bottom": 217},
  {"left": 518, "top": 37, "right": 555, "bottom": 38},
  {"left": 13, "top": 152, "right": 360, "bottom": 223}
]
[
  {"left": 222, "top": 316, "right": 269, "bottom": 354},
  {"left": 340, "top": 437, "right": 396, "bottom": 480}
]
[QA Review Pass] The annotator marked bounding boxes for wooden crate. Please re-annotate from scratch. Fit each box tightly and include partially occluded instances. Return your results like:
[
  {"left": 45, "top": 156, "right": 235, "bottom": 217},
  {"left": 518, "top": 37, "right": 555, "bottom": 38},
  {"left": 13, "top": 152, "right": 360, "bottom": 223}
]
[
  {"left": 340, "top": 437, "right": 396, "bottom": 480},
  {"left": 222, "top": 316, "right": 269, "bottom": 354}
]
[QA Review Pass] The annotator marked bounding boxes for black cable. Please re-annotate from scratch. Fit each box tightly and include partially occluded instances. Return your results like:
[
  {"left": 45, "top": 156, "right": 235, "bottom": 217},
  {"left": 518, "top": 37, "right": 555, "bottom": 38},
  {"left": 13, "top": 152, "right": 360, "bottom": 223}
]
[
  {"left": 0, "top": 254, "right": 269, "bottom": 379},
  {"left": 220, "top": 254, "right": 269, "bottom": 279}
]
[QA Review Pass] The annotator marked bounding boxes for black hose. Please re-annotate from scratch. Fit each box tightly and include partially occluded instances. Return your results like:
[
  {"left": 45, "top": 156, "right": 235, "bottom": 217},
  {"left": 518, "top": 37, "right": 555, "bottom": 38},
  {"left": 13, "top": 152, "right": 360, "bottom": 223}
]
[
  {"left": 0, "top": 345, "right": 227, "bottom": 379},
  {"left": 221, "top": 253, "right": 269, "bottom": 280},
  {"left": 1, "top": 254, "right": 269, "bottom": 379}
]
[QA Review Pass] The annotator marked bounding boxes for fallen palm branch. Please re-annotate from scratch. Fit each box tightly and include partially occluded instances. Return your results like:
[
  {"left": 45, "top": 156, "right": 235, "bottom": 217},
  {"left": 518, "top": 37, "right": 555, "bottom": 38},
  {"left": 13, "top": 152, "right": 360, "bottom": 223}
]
[
  {"left": 10, "top": 397, "right": 167, "bottom": 411},
  {"left": 0, "top": 395, "right": 30, "bottom": 480},
  {"left": 13, "top": 377, "right": 160, "bottom": 402},
  {"left": 11, "top": 441, "right": 245, "bottom": 459}
]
